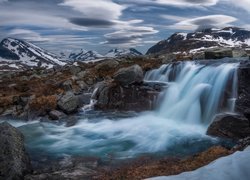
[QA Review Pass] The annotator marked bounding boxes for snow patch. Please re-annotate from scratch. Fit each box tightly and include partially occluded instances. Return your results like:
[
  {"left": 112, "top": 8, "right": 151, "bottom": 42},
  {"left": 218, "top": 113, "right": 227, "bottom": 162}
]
[{"left": 148, "top": 146, "right": 250, "bottom": 180}]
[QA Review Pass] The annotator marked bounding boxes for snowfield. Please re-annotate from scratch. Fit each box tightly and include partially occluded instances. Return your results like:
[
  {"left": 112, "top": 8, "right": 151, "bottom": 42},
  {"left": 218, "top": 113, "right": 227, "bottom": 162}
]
[{"left": 148, "top": 146, "right": 250, "bottom": 180}]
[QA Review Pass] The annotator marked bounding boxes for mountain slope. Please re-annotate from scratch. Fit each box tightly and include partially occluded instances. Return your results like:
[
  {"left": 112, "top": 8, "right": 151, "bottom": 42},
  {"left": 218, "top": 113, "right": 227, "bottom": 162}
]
[
  {"left": 105, "top": 48, "right": 142, "bottom": 58},
  {"left": 0, "top": 38, "right": 66, "bottom": 70},
  {"left": 69, "top": 50, "right": 104, "bottom": 61},
  {"left": 147, "top": 27, "right": 250, "bottom": 55}
]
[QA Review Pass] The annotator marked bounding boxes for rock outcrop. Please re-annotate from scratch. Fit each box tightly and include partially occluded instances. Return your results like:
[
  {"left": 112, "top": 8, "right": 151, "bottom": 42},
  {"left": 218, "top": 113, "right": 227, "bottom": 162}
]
[
  {"left": 204, "top": 48, "right": 233, "bottom": 59},
  {"left": 92, "top": 65, "right": 166, "bottom": 111},
  {"left": 0, "top": 122, "right": 31, "bottom": 179},
  {"left": 207, "top": 113, "right": 250, "bottom": 140}
]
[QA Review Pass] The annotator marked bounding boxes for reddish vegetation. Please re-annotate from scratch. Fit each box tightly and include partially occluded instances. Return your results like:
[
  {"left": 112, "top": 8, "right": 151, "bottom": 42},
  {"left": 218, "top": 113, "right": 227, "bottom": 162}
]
[
  {"left": 29, "top": 95, "right": 57, "bottom": 112},
  {"left": 95, "top": 146, "right": 231, "bottom": 180}
]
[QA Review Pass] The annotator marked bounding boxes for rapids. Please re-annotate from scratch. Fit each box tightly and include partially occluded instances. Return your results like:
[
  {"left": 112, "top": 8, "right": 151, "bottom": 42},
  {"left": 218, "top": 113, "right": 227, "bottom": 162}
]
[{"left": 3, "top": 61, "right": 239, "bottom": 162}]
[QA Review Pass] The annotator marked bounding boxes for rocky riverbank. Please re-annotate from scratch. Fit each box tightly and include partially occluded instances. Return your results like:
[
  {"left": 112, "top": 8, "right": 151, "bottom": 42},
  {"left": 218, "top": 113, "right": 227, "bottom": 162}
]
[{"left": 1, "top": 53, "right": 250, "bottom": 179}]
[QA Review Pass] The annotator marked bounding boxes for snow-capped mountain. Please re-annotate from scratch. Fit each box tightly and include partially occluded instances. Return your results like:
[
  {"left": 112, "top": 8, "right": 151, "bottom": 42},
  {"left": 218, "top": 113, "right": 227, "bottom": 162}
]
[
  {"left": 0, "top": 38, "right": 66, "bottom": 70},
  {"left": 68, "top": 49, "right": 104, "bottom": 61},
  {"left": 105, "top": 48, "right": 142, "bottom": 58},
  {"left": 147, "top": 27, "right": 250, "bottom": 55}
]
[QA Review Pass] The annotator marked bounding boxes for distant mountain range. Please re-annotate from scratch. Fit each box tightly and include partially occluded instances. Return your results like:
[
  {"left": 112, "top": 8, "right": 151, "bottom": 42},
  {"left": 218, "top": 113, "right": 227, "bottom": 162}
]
[
  {"left": 1, "top": 27, "right": 250, "bottom": 71},
  {"left": 147, "top": 27, "right": 250, "bottom": 55},
  {"left": 60, "top": 48, "right": 142, "bottom": 61},
  {"left": 0, "top": 38, "right": 143, "bottom": 70}
]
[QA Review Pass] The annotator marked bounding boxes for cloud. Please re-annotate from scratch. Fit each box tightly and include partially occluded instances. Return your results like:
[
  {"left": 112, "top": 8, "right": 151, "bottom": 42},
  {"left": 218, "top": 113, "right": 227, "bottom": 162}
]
[
  {"left": 102, "top": 25, "right": 158, "bottom": 47},
  {"left": 60, "top": 0, "right": 125, "bottom": 20},
  {"left": 69, "top": 17, "right": 115, "bottom": 27},
  {"left": 117, "top": 0, "right": 219, "bottom": 7},
  {"left": 223, "top": 0, "right": 250, "bottom": 13},
  {"left": 155, "top": 0, "right": 219, "bottom": 6},
  {"left": 161, "top": 15, "right": 187, "bottom": 22},
  {"left": 168, "top": 15, "right": 237, "bottom": 30},
  {"left": 7, "top": 29, "right": 50, "bottom": 42}
]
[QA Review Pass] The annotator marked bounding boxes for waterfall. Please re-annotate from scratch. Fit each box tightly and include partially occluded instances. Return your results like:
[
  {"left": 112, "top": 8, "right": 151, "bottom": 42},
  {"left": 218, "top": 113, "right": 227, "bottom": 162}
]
[{"left": 145, "top": 61, "right": 239, "bottom": 124}]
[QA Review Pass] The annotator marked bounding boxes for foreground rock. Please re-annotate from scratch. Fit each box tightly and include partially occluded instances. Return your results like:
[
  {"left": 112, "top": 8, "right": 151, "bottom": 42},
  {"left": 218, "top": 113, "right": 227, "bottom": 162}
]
[
  {"left": 25, "top": 157, "right": 99, "bottom": 180},
  {"left": 207, "top": 113, "right": 250, "bottom": 140},
  {"left": 0, "top": 122, "right": 31, "bottom": 179}
]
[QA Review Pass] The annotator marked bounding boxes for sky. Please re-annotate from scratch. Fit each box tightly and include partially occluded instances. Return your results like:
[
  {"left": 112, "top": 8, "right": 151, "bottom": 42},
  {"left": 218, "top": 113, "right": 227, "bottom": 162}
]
[{"left": 0, "top": 0, "right": 250, "bottom": 54}]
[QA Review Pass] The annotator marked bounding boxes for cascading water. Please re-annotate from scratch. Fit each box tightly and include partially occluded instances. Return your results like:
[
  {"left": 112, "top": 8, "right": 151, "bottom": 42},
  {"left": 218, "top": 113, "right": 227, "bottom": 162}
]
[
  {"left": 5, "top": 61, "right": 239, "bottom": 162},
  {"left": 145, "top": 61, "right": 239, "bottom": 124}
]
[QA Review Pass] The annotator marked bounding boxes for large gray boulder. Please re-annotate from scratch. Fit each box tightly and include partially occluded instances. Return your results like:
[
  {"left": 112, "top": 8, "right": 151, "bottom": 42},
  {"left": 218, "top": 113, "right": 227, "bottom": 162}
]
[
  {"left": 58, "top": 92, "right": 79, "bottom": 114},
  {"left": 0, "top": 122, "right": 31, "bottom": 180},
  {"left": 207, "top": 113, "right": 250, "bottom": 140},
  {"left": 113, "top": 64, "right": 143, "bottom": 86},
  {"left": 92, "top": 81, "right": 166, "bottom": 111}
]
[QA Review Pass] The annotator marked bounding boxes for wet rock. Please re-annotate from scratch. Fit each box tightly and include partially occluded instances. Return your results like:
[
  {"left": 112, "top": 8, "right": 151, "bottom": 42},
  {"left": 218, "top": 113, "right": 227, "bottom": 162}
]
[
  {"left": 58, "top": 92, "right": 79, "bottom": 114},
  {"left": 78, "top": 93, "right": 92, "bottom": 106},
  {"left": 113, "top": 64, "right": 143, "bottom": 86},
  {"left": 49, "top": 110, "right": 66, "bottom": 120},
  {"left": 207, "top": 113, "right": 250, "bottom": 140},
  {"left": 0, "top": 122, "right": 31, "bottom": 179},
  {"left": 232, "top": 137, "right": 250, "bottom": 151},
  {"left": 236, "top": 61, "right": 250, "bottom": 114},
  {"left": 205, "top": 48, "right": 233, "bottom": 59},
  {"left": 93, "top": 81, "right": 163, "bottom": 111}
]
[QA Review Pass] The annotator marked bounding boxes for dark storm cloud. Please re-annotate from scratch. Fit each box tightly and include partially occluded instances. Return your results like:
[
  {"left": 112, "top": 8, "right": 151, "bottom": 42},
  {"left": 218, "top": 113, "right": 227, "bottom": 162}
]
[{"left": 69, "top": 18, "right": 115, "bottom": 27}]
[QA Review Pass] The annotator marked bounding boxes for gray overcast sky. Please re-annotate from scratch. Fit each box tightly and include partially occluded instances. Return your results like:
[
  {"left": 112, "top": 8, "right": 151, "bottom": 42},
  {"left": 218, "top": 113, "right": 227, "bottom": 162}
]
[{"left": 0, "top": 0, "right": 249, "bottom": 54}]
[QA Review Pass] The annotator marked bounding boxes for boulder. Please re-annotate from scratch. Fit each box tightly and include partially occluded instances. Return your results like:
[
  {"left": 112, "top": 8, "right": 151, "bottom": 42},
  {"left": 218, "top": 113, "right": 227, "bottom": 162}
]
[
  {"left": 95, "top": 60, "right": 119, "bottom": 72},
  {"left": 49, "top": 110, "right": 66, "bottom": 120},
  {"left": 58, "top": 92, "right": 79, "bottom": 114},
  {"left": 207, "top": 113, "right": 250, "bottom": 140},
  {"left": 0, "top": 122, "right": 31, "bottom": 179},
  {"left": 113, "top": 64, "right": 143, "bottom": 86},
  {"left": 205, "top": 48, "right": 233, "bottom": 59},
  {"left": 93, "top": 81, "right": 165, "bottom": 111}
]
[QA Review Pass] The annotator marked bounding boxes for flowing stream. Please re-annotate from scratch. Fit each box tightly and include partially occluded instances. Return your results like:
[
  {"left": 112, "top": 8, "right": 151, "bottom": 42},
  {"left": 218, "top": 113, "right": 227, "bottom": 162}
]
[{"left": 4, "top": 61, "right": 239, "bottom": 162}]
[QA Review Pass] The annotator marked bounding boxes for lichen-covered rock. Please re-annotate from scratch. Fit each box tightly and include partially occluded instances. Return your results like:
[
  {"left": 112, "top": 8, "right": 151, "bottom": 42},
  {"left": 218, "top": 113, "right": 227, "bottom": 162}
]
[
  {"left": 207, "top": 113, "right": 250, "bottom": 140},
  {"left": 0, "top": 122, "right": 31, "bottom": 179},
  {"left": 58, "top": 92, "right": 79, "bottom": 114},
  {"left": 113, "top": 64, "right": 143, "bottom": 86}
]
